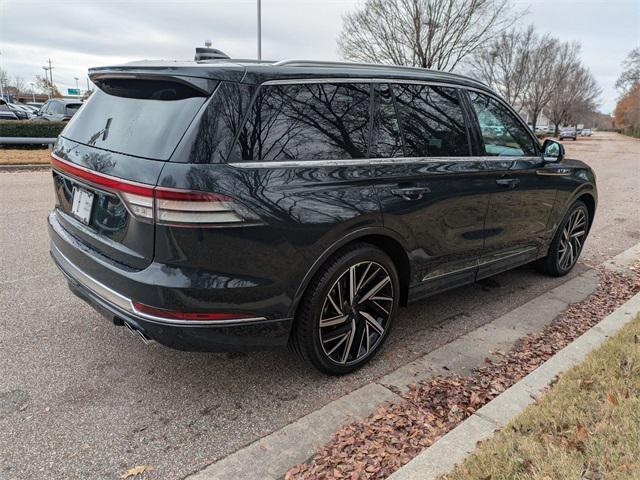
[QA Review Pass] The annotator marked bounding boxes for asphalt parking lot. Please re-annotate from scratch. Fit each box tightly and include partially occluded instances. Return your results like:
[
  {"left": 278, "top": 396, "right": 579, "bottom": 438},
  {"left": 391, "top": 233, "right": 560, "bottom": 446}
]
[{"left": 1, "top": 132, "right": 638, "bottom": 479}]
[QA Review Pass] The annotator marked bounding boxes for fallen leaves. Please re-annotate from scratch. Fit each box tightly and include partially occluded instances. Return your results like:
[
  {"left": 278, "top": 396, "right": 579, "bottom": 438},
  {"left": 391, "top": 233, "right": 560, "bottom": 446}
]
[
  {"left": 606, "top": 392, "right": 619, "bottom": 407},
  {"left": 121, "top": 465, "right": 155, "bottom": 479},
  {"left": 285, "top": 266, "right": 640, "bottom": 480}
]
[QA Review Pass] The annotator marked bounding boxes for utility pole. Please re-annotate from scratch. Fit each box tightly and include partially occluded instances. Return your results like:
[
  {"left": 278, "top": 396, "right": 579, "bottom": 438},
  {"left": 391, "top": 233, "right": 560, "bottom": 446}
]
[
  {"left": 257, "top": 0, "right": 262, "bottom": 60},
  {"left": 47, "top": 58, "right": 54, "bottom": 98},
  {"left": 42, "top": 66, "right": 51, "bottom": 99}
]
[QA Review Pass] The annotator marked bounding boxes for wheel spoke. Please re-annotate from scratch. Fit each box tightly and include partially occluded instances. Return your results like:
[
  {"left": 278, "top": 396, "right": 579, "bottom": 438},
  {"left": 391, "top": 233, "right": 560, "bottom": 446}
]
[
  {"left": 327, "top": 291, "right": 343, "bottom": 316},
  {"left": 372, "top": 300, "right": 389, "bottom": 315},
  {"left": 320, "top": 314, "right": 349, "bottom": 328},
  {"left": 324, "top": 331, "right": 349, "bottom": 355},
  {"left": 355, "top": 262, "right": 372, "bottom": 294},
  {"left": 360, "top": 311, "right": 385, "bottom": 336},
  {"left": 358, "top": 276, "right": 391, "bottom": 304},
  {"left": 341, "top": 321, "right": 356, "bottom": 364}
]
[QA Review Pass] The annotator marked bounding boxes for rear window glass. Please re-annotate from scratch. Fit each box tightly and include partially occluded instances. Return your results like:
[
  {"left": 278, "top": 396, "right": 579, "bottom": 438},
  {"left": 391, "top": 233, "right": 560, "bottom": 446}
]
[
  {"left": 62, "top": 88, "right": 208, "bottom": 160},
  {"left": 228, "top": 83, "right": 370, "bottom": 162},
  {"left": 65, "top": 103, "right": 82, "bottom": 112}
]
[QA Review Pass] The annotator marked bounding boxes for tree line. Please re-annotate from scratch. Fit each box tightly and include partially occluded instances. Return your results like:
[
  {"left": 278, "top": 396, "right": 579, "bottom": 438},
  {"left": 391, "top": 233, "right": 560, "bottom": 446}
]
[
  {"left": 338, "top": 0, "right": 602, "bottom": 134},
  {"left": 614, "top": 48, "right": 640, "bottom": 138}
]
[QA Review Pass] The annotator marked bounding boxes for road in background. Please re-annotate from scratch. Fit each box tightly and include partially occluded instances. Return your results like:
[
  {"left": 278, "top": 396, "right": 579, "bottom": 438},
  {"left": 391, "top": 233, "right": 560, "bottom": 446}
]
[{"left": 0, "top": 132, "right": 638, "bottom": 479}]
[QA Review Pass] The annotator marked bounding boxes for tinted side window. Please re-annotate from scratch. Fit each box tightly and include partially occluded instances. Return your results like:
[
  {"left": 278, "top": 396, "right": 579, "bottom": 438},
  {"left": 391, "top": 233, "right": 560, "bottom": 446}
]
[
  {"left": 53, "top": 102, "right": 65, "bottom": 115},
  {"left": 372, "top": 83, "right": 403, "bottom": 158},
  {"left": 468, "top": 91, "right": 537, "bottom": 156},
  {"left": 189, "top": 81, "right": 255, "bottom": 163},
  {"left": 393, "top": 84, "right": 469, "bottom": 157},
  {"left": 229, "top": 83, "right": 370, "bottom": 162}
]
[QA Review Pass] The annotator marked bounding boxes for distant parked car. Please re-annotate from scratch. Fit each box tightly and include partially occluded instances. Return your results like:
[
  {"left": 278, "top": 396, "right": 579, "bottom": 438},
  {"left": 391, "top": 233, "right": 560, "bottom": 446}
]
[
  {"left": 26, "top": 102, "right": 45, "bottom": 110},
  {"left": 36, "top": 98, "right": 83, "bottom": 121},
  {"left": 559, "top": 126, "right": 577, "bottom": 141},
  {"left": 8, "top": 103, "right": 34, "bottom": 120},
  {"left": 0, "top": 98, "right": 20, "bottom": 120},
  {"left": 580, "top": 128, "right": 592, "bottom": 137}
]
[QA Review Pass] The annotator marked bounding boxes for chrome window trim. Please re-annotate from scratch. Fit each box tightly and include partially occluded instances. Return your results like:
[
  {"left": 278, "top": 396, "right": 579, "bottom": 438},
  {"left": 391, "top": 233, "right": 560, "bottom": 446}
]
[
  {"left": 50, "top": 242, "right": 268, "bottom": 326},
  {"left": 228, "top": 77, "right": 541, "bottom": 165},
  {"left": 228, "top": 155, "right": 542, "bottom": 169}
]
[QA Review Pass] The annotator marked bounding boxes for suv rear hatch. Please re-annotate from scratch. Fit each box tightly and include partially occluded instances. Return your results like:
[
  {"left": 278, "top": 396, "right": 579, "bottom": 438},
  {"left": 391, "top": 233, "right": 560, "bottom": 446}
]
[{"left": 51, "top": 72, "right": 218, "bottom": 270}]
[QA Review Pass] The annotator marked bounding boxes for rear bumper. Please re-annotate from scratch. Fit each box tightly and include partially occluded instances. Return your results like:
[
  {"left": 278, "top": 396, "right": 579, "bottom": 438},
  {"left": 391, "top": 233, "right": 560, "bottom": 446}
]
[{"left": 49, "top": 218, "right": 293, "bottom": 352}]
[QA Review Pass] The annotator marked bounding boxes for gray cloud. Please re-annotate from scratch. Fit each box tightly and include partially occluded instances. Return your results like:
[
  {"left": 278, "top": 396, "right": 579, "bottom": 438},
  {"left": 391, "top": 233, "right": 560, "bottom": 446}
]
[{"left": 1, "top": 0, "right": 637, "bottom": 112}]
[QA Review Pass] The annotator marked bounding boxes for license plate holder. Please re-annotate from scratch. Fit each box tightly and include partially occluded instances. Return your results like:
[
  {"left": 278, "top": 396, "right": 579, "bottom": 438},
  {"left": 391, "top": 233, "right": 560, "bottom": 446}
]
[{"left": 71, "top": 187, "right": 94, "bottom": 225}]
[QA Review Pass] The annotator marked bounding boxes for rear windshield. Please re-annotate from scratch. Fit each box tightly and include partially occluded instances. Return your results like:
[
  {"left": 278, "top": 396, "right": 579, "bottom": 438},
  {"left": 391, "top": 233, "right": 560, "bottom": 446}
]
[
  {"left": 62, "top": 88, "right": 208, "bottom": 160},
  {"left": 65, "top": 103, "right": 82, "bottom": 112}
]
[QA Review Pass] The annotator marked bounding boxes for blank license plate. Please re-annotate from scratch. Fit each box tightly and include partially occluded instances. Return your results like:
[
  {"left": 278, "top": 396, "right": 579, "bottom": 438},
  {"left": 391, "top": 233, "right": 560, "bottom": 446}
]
[{"left": 71, "top": 187, "right": 94, "bottom": 225}]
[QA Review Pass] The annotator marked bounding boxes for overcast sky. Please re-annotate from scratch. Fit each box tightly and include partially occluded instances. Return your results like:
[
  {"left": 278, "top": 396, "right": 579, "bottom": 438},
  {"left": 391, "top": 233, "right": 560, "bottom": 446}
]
[{"left": 1, "top": 0, "right": 638, "bottom": 113}]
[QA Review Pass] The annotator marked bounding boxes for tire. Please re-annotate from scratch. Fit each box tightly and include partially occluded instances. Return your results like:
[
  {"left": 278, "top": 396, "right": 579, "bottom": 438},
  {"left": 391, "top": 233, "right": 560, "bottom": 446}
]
[
  {"left": 535, "top": 201, "right": 589, "bottom": 277},
  {"left": 291, "top": 243, "right": 400, "bottom": 375}
]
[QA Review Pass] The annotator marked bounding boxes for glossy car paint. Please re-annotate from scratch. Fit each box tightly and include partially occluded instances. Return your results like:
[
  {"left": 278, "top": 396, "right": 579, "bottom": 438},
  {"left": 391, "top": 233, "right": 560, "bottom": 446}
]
[{"left": 47, "top": 60, "right": 597, "bottom": 352}]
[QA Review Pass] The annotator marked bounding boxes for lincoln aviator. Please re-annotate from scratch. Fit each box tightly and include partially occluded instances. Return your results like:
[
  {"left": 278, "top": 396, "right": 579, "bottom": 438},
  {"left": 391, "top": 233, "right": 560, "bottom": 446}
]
[{"left": 48, "top": 58, "right": 597, "bottom": 374}]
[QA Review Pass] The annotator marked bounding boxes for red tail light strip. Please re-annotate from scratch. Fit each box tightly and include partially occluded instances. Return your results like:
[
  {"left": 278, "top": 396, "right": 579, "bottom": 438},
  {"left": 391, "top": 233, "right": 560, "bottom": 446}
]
[
  {"left": 51, "top": 154, "right": 155, "bottom": 197},
  {"left": 132, "top": 301, "right": 256, "bottom": 321}
]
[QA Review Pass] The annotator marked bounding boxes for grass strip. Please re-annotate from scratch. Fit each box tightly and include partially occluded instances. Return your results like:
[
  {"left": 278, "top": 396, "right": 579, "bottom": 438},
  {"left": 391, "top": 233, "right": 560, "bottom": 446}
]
[{"left": 443, "top": 314, "right": 640, "bottom": 480}]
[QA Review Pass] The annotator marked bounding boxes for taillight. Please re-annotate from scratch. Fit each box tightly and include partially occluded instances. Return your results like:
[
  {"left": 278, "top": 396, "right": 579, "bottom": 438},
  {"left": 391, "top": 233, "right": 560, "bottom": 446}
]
[
  {"left": 52, "top": 155, "right": 259, "bottom": 226},
  {"left": 154, "top": 189, "right": 248, "bottom": 225}
]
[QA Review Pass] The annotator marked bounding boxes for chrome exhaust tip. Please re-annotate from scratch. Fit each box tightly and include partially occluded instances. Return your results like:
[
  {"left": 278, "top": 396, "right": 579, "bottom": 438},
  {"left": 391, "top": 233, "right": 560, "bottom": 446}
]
[{"left": 124, "top": 322, "right": 156, "bottom": 346}]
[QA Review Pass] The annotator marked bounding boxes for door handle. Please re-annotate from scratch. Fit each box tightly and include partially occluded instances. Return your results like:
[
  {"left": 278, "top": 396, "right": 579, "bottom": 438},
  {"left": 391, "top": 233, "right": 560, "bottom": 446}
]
[
  {"left": 390, "top": 187, "right": 431, "bottom": 201},
  {"left": 495, "top": 178, "right": 520, "bottom": 189}
]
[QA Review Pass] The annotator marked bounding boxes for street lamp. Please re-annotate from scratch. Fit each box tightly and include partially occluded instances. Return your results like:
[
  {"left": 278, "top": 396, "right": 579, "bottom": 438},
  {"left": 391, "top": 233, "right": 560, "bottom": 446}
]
[
  {"left": 26, "top": 81, "right": 37, "bottom": 102},
  {"left": 74, "top": 76, "right": 79, "bottom": 95}
]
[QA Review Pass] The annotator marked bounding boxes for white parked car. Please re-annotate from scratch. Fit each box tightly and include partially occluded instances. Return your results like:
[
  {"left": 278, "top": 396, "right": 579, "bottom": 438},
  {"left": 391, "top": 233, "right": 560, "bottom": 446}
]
[{"left": 580, "top": 128, "right": 592, "bottom": 137}]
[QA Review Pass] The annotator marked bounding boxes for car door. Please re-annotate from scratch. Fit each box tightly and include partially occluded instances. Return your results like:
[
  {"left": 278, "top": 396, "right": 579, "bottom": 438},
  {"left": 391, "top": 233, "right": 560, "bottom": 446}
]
[
  {"left": 465, "top": 90, "right": 557, "bottom": 278},
  {"left": 372, "top": 83, "right": 493, "bottom": 298}
]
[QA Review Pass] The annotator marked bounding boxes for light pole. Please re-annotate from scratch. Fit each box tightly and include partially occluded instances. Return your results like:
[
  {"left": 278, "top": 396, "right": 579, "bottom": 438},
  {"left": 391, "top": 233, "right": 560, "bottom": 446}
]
[
  {"left": 74, "top": 76, "right": 79, "bottom": 95},
  {"left": 257, "top": 0, "right": 262, "bottom": 60},
  {"left": 42, "top": 66, "right": 51, "bottom": 99},
  {"left": 26, "top": 81, "right": 36, "bottom": 102}
]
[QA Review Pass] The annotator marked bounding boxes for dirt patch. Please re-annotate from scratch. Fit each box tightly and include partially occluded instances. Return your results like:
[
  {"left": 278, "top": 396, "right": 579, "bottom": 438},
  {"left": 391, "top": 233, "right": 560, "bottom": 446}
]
[
  {"left": 0, "top": 148, "right": 51, "bottom": 165},
  {"left": 285, "top": 266, "right": 640, "bottom": 480}
]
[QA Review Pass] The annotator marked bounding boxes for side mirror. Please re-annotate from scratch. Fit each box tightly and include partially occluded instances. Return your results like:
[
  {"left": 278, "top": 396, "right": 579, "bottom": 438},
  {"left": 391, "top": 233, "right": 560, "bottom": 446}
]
[{"left": 542, "top": 139, "right": 565, "bottom": 163}]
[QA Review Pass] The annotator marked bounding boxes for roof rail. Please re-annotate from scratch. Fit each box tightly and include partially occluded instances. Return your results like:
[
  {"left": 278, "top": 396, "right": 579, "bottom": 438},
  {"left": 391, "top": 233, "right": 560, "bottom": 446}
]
[{"left": 272, "top": 59, "right": 487, "bottom": 86}]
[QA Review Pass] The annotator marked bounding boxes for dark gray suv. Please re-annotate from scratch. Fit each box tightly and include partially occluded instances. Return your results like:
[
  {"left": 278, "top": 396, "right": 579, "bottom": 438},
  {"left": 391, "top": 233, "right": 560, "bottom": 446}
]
[
  {"left": 37, "top": 98, "right": 82, "bottom": 121},
  {"left": 48, "top": 59, "right": 597, "bottom": 374}
]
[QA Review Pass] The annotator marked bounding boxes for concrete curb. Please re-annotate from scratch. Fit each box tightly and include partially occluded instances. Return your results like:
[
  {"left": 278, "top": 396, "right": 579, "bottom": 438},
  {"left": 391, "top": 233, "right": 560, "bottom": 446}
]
[
  {"left": 387, "top": 291, "right": 640, "bottom": 480},
  {"left": 185, "top": 270, "right": 601, "bottom": 480},
  {"left": 0, "top": 163, "right": 51, "bottom": 172}
]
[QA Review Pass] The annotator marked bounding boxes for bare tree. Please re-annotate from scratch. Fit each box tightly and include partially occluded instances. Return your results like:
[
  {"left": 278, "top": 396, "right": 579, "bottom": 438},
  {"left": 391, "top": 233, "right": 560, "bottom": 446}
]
[
  {"left": 338, "top": 0, "right": 518, "bottom": 71},
  {"left": 12, "top": 76, "right": 26, "bottom": 96},
  {"left": 615, "top": 47, "right": 640, "bottom": 93},
  {"left": 521, "top": 34, "right": 558, "bottom": 130},
  {"left": 546, "top": 43, "right": 601, "bottom": 135},
  {"left": 470, "top": 25, "right": 536, "bottom": 107}
]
